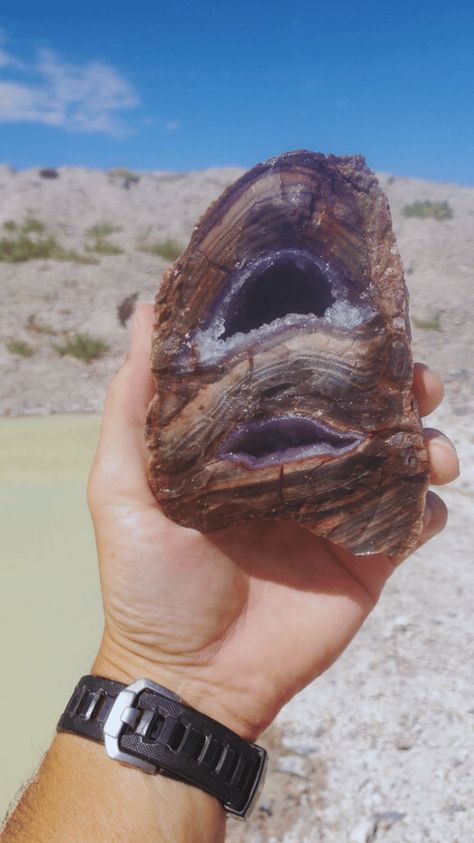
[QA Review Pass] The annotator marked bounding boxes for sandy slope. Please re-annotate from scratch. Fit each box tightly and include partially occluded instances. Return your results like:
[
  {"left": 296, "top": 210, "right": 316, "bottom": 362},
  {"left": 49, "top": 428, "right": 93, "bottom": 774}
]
[
  {"left": 0, "top": 164, "right": 472, "bottom": 841},
  {"left": 0, "top": 164, "right": 473, "bottom": 416}
]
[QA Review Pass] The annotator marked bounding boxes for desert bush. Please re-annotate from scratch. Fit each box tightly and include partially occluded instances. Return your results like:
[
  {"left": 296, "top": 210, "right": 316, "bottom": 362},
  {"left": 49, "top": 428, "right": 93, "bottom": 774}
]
[
  {"left": 108, "top": 168, "right": 140, "bottom": 188},
  {"left": 22, "top": 217, "right": 47, "bottom": 234},
  {"left": 413, "top": 313, "right": 442, "bottom": 331},
  {"left": 86, "top": 222, "right": 124, "bottom": 256},
  {"left": 0, "top": 233, "right": 95, "bottom": 263},
  {"left": 86, "top": 222, "right": 122, "bottom": 238},
  {"left": 0, "top": 233, "right": 62, "bottom": 262},
  {"left": 402, "top": 200, "right": 453, "bottom": 220},
  {"left": 0, "top": 219, "right": 97, "bottom": 264},
  {"left": 7, "top": 339, "right": 35, "bottom": 358},
  {"left": 138, "top": 237, "right": 182, "bottom": 261},
  {"left": 53, "top": 333, "right": 110, "bottom": 363},
  {"left": 39, "top": 168, "right": 59, "bottom": 179},
  {"left": 86, "top": 238, "right": 124, "bottom": 256}
]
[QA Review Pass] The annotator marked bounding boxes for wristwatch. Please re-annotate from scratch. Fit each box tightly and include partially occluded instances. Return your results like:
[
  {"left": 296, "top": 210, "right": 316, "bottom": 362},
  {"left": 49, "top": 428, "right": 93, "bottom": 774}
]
[{"left": 57, "top": 675, "right": 267, "bottom": 819}]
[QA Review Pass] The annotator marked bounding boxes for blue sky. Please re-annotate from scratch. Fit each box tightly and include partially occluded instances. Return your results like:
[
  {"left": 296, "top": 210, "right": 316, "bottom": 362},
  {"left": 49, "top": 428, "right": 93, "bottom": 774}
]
[{"left": 0, "top": 0, "right": 473, "bottom": 184}]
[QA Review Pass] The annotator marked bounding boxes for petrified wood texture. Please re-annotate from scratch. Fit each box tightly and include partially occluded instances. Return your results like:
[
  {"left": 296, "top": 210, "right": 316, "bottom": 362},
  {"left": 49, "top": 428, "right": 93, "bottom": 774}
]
[{"left": 145, "top": 150, "right": 429, "bottom": 556}]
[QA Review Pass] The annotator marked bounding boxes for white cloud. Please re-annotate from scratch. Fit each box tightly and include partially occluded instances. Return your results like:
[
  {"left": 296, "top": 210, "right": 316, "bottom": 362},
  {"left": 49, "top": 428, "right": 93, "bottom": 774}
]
[
  {"left": 0, "top": 29, "right": 24, "bottom": 69},
  {"left": 0, "top": 40, "right": 139, "bottom": 136},
  {"left": 165, "top": 119, "right": 180, "bottom": 133},
  {"left": 0, "top": 48, "right": 12, "bottom": 68}
]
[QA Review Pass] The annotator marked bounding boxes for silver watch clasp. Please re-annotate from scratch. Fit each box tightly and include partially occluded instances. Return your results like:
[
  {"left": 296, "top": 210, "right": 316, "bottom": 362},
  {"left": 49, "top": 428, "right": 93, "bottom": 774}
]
[{"left": 103, "top": 678, "right": 181, "bottom": 773}]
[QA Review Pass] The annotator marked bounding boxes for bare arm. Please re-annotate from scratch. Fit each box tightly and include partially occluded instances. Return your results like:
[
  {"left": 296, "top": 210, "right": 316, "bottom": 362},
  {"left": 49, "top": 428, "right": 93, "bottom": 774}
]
[{"left": 3, "top": 732, "right": 224, "bottom": 843}]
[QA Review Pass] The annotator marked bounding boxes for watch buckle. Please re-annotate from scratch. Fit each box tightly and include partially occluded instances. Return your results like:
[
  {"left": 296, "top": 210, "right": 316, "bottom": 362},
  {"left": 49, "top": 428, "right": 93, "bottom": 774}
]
[{"left": 103, "top": 678, "right": 181, "bottom": 773}]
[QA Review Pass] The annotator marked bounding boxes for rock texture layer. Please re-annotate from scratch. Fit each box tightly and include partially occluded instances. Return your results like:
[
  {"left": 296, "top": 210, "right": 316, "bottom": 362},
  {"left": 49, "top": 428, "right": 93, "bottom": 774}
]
[{"left": 146, "top": 150, "right": 429, "bottom": 556}]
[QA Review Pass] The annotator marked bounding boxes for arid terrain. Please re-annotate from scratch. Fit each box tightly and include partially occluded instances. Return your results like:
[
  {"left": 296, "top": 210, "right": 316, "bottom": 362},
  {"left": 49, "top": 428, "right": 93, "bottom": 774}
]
[{"left": 0, "top": 163, "right": 472, "bottom": 841}]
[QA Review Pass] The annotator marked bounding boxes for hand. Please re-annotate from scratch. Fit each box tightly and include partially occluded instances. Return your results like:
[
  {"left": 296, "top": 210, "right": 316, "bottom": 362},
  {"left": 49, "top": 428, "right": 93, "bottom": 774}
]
[{"left": 88, "top": 305, "right": 459, "bottom": 740}]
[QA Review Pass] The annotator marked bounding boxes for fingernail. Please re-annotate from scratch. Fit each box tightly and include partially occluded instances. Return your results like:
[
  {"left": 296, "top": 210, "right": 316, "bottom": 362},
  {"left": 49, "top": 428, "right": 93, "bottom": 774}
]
[
  {"left": 130, "top": 304, "right": 153, "bottom": 352},
  {"left": 430, "top": 433, "right": 452, "bottom": 449},
  {"left": 422, "top": 504, "right": 433, "bottom": 531},
  {"left": 130, "top": 313, "right": 142, "bottom": 352}
]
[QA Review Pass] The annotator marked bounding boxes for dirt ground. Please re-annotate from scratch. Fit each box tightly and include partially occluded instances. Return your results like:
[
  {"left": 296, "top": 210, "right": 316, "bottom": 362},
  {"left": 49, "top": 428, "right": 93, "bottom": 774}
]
[{"left": 0, "top": 163, "right": 472, "bottom": 841}]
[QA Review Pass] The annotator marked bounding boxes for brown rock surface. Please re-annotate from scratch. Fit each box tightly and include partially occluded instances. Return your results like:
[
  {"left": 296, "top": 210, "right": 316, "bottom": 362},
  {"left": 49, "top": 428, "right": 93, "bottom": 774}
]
[{"left": 146, "top": 151, "right": 429, "bottom": 556}]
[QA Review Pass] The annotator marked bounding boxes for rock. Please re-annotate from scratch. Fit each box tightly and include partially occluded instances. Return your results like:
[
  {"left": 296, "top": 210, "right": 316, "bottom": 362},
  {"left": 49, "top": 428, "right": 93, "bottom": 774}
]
[
  {"left": 349, "top": 817, "right": 378, "bottom": 843},
  {"left": 375, "top": 810, "right": 406, "bottom": 829},
  {"left": 383, "top": 615, "right": 411, "bottom": 637},
  {"left": 394, "top": 733, "right": 414, "bottom": 751},
  {"left": 117, "top": 292, "right": 139, "bottom": 327},
  {"left": 349, "top": 812, "right": 405, "bottom": 842},
  {"left": 146, "top": 150, "right": 429, "bottom": 556},
  {"left": 275, "top": 754, "right": 307, "bottom": 778}
]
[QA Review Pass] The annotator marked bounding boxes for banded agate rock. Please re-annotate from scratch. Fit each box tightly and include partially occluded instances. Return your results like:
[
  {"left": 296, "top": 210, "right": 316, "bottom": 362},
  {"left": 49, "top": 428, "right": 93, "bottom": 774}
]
[{"left": 145, "top": 150, "right": 429, "bottom": 557}]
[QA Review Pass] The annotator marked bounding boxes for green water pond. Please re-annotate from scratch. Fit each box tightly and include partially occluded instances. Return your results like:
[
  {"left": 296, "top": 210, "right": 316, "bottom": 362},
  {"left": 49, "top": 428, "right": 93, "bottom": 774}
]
[{"left": 0, "top": 415, "right": 103, "bottom": 818}]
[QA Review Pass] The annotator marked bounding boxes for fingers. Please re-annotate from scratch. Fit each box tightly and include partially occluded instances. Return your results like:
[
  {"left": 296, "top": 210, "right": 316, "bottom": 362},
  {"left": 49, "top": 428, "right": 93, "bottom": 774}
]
[
  {"left": 89, "top": 303, "right": 157, "bottom": 506},
  {"left": 424, "top": 427, "right": 460, "bottom": 485},
  {"left": 417, "top": 490, "right": 448, "bottom": 547},
  {"left": 392, "top": 490, "right": 448, "bottom": 566},
  {"left": 413, "top": 363, "right": 459, "bottom": 482},
  {"left": 413, "top": 363, "right": 444, "bottom": 417}
]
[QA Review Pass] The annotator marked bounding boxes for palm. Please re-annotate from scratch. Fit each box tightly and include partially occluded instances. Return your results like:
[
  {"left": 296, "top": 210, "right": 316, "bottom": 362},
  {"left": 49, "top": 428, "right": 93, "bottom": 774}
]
[
  {"left": 94, "top": 493, "right": 391, "bottom": 738},
  {"left": 89, "top": 306, "right": 453, "bottom": 739}
]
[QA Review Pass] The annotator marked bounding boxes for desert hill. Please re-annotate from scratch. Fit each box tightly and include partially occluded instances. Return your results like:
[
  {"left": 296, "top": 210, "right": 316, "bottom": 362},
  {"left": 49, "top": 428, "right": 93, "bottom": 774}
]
[{"left": 0, "top": 163, "right": 473, "bottom": 416}]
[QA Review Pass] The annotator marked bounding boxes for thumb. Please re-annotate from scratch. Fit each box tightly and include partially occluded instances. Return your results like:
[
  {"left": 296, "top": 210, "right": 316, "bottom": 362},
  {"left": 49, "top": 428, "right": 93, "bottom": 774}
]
[{"left": 88, "top": 303, "right": 157, "bottom": 508}]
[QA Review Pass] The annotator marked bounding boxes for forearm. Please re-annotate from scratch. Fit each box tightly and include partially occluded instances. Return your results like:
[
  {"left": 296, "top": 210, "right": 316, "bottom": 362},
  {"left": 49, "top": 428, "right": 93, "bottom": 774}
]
[{"left": 2, "top": 733, "right": 225, "bottom": 843}]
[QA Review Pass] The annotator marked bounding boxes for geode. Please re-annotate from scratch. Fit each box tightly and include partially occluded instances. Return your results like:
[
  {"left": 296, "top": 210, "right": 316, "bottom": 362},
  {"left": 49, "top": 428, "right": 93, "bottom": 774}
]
[{"left": 145, "top": 150, "right": 429, "bottom": 557}]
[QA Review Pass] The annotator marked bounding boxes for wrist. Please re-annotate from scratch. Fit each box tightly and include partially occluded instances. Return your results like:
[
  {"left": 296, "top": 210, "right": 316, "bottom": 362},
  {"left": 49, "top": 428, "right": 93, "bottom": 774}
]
[
  {"left": 58, "top": 670, "right": 268, "bottom": 821},
  {"left": 93, "top": 631, "right": 260, "bottom": 741},
  {"left": 52, "top": 732, "right": 225, "bottom": 843}
]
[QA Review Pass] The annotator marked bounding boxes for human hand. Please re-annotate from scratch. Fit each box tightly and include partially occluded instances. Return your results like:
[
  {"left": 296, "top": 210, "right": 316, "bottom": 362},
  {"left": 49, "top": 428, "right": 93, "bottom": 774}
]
[{"left": 88, "top": 304, "right": 459, "bottom": 740}]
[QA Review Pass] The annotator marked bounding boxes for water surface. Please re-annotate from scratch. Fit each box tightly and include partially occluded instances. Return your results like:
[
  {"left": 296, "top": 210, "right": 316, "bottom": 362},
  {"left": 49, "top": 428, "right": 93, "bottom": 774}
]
[{"left": 0, "top": 415, "right": 103, "bottom": 818}]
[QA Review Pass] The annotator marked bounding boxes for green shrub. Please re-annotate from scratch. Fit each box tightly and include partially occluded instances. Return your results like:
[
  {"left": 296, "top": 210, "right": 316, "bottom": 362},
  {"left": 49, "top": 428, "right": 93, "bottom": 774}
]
[
  {"left": 0, "top": 219, "right": 98, "bottom": 264},
  {"left": 86, "top": 222, "right": 122, "bottom": 238},
  {"left": 85, "top": 222, "right": 124, "bottom": 256},
  {"left": 22, "top": 217, "right": 47, "bottom": 234},
  {"left": 0, "top": 233, "right": 61, "bottom": 262},
  {"left": 402, "top": 200, "right": 453, "bottom": 220},
  {"left": 138, "top": 237, "right": 182, "bottom": 261},
  {"left": 108, "top": 168, "right": 140, "bottom": 186},
  {"left": 53, "top": 333, "right": 110, "bottom": 363},
  {"left": 7, "top": 339, "right": 35, "bottom": 358},
  {"left": 413, "top": 313, "right": 442, "bottom": 331},
  {"left": 86, "top": 238, "right": 124, "bottom": 256}
]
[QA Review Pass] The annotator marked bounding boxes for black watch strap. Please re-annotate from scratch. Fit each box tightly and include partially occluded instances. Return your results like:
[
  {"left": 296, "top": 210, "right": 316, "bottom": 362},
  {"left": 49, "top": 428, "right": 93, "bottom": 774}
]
[{"left": 57, "top": 675, "right": 267, "bottom": 819}]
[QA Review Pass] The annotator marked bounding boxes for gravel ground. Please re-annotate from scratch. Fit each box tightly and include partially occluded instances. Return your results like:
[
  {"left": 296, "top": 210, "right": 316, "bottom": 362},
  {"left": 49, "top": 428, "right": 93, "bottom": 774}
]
[
  {"left": 229, "top": 406, "right": 473, "bottom": 842},
  {"left": 0, "top": 162, "right": 472, "bottom": 841}
]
